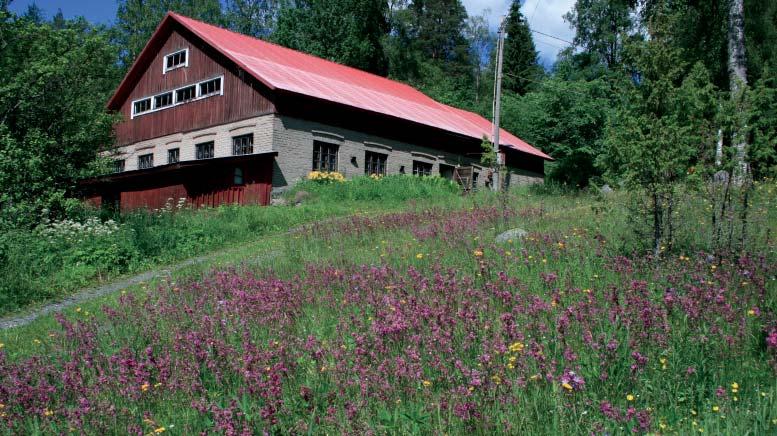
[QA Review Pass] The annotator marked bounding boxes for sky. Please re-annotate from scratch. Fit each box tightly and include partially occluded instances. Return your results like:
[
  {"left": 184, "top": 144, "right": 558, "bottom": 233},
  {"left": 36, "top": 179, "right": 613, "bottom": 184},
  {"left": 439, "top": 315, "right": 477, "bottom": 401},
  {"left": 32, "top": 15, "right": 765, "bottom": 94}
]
[{"left": 9, "top": 0, "right": 576, "bottom": 65}]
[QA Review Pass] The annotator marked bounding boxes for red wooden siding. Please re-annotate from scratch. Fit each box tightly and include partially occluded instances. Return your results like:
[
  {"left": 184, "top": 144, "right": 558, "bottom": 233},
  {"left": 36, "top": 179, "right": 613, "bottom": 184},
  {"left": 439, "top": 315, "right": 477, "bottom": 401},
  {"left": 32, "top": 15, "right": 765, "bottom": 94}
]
[
  {"left": 113, "top": 25, "right": 275, "bottom": 147},
  {"left": 83, "top": 155, "right": 274, "bottom": 212}
]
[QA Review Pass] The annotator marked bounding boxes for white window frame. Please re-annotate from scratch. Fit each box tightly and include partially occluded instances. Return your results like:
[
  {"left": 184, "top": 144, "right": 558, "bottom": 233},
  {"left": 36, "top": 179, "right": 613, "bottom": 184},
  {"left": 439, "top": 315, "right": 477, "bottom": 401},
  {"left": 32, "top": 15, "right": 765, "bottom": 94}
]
[
  {"left": 131, "top": 97, "right": 152, "bottom": 118},
  {"left": 129, "top": 75, "right": 224, "bottom": 119},
  {"left": 163, "top": 48, "right": 189, "bottom": 74}
]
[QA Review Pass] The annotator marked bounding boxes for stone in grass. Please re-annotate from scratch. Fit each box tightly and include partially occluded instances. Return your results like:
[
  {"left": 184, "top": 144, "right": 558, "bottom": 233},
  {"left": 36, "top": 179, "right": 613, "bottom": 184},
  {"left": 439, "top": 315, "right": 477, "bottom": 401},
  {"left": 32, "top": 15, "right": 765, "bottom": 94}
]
[
  {"left": 495, "top": 228, "right": 527, "bottom": 244},
  {"left": 600, "top": 184, "right": 614, "bottom": 194}
]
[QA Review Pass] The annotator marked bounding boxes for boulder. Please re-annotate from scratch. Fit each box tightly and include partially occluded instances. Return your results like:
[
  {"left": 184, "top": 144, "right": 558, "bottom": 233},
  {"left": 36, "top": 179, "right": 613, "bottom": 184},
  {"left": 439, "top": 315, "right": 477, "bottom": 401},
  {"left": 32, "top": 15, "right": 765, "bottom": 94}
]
[{"left": 495, "top": 228, "right": 528, "bottom": 244}]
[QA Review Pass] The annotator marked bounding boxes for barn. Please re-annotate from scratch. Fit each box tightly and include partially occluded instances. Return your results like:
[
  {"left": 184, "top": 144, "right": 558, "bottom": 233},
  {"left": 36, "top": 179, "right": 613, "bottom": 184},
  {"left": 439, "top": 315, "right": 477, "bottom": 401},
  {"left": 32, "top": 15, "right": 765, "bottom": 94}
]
[{"left": 83, "top": 12, "right": 552, "bottom": 211}]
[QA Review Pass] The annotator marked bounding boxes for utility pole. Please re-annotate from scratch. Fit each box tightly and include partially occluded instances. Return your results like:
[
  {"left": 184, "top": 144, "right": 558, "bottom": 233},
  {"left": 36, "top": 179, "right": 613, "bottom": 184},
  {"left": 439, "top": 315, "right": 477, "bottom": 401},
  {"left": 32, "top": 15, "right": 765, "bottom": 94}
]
[{"left": 491, "top": 16, "right": 506, "bottom": 192}]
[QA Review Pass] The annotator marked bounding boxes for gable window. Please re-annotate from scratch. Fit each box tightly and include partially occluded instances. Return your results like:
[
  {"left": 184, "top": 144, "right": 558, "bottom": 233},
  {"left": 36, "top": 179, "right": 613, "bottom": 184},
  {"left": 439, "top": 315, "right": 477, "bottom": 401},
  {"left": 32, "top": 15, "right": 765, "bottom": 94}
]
[
  {"left": 196, "top": 141, "right": 214, "bottom": 160},
  {"left": 199, "top": 77, "right": 222, "bottom": 97},
  {"left": 154, "top": 92, "right": 173, "bottom": 109},
  {"left": 175, "top": 85, "right": 196, "bottom": 103},
  {"left": 132, "top": 98, "right": 151, "bottom": 117},
  {"left": 113, "top": 159, "right": 125, "bottom": 173},
  {"left": 164, "top": 49, "right": 188, "bottom": 73},
  {"left": 412, "top": 160, "right": 432, "bottom": 177},
  {"left": 364, "top": 151, "right": 387, "bottom": 176},
  {"left": 232, "top": 134, "right": 253, "bottom": 156},
  {"left": 167, "top": 148, "right": 180, "bottom": 164},
  {"left": 312, "top": 141, "right": 338, "bottom": 172},
  {"left": 138, "top": 153, "right": 154, "bottom": 170}
]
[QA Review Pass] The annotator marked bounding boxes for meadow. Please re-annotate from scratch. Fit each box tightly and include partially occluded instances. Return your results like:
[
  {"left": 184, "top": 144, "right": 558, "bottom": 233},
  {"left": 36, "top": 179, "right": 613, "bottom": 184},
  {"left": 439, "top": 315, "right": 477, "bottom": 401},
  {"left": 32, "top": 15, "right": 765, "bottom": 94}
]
[
  {"left": 0, "top": 175, "right": 460, "bottom": 315},
  {"left": 0, "top": 176, "right": 775, "bottom": 434}
]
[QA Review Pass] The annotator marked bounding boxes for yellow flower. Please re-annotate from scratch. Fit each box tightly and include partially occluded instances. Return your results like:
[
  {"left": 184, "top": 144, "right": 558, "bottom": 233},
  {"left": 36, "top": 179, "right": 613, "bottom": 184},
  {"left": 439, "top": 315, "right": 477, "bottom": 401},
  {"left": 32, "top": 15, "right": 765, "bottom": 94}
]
[
  {"left": 154, "top": 427, "right": 166, "bottom": 434},
  {"left": 141, "top": 383, "right": 150, "bottom": 392},
  {"left": 422, "top": 380, "right": 432, "bottom": 388},
  {"left": 542, "top": 258, "right": 548, "bottom": 264},
  {"left": 508, "top": 341, "right": 525, "bottom": 353},
  {"left": 492, "top": 375, "right": 501, "bottom": 385},
  {"left": 712, "top": 406, "right": 719, "bottom": 412},
  {"left": 561, "top": 382, "right": 573, "bottom": 391},
  {"left": 691, "top": 409, "right": 697, "bottom": 415},
  {"left": 0, "top": 343, "right": 4, "bottom": 349},
  {"left": 747, "top": 309, "right": 756, "bottom": 316},
  {"left": 33, "top": 339, "right": 41, "bottom": 345},
  {"left": 43, "top": 409, "right": 53, "bottom": 417},
  {"left": 154, "top": 383, "right": 163, "bottom": 388},
  {"left": 626, "top": 394, "right": 635, "bottom": 402},
  {"left": 416, "top": 253, "right": 423, "bottom": 259},
  {"left": 473, "top": 249, "right": 484, "bottom": 257},
  {"left": 75, "top": 307, "right": 81, "bottom": 312}
]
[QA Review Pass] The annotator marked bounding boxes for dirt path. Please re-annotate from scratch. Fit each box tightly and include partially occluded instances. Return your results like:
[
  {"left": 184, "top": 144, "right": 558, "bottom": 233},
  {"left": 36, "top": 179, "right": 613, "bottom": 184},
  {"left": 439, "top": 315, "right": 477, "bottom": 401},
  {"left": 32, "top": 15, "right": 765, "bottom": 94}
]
[{"left": 0, "top": 248, "right": 281, "bottom": 331}]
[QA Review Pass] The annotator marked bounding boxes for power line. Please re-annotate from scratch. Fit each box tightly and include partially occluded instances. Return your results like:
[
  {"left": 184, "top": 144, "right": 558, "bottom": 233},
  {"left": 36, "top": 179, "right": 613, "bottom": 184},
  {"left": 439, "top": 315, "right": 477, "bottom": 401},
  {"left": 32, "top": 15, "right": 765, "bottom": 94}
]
[
  {"left": 528, "top": 0, "right": 541, "bottom": 25},
  {"left": 530, "top": 29, "right": 574, "bottom": 46}
]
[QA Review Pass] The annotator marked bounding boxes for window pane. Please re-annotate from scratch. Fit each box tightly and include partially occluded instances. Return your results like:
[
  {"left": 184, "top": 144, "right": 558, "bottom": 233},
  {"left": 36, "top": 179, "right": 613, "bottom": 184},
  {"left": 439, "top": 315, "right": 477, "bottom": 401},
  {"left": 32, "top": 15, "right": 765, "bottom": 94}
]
[
  {"left": 365, "top": 151, "right": 387, "bottom": 176},
  {"left": 175, "top": 85, "right": 196, "bottom": 103},
  {"left": 138, "top": 154, "right": 153, "bottom": 169},
  {"left": 312, "top": 141, "right": 338, "bottom": 172},
  {"left": 167, "top": 148, "right": 179, "bottom": 164},
  {"left": 196, "top": 141, "right": 214, "bottom": 159},
  {"left": 232, "top": 134, "right": 253, "bottom": 155},
  {"left": 154, "top": 92, "right": 173, "bottom": 108}
]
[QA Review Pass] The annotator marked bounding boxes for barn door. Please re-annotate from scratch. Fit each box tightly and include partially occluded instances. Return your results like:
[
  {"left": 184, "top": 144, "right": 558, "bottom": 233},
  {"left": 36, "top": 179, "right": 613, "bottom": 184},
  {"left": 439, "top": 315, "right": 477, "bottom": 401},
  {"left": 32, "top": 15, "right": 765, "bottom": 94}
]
[{"left": 453, "top": 166, "right": 474, "bottom": 193}]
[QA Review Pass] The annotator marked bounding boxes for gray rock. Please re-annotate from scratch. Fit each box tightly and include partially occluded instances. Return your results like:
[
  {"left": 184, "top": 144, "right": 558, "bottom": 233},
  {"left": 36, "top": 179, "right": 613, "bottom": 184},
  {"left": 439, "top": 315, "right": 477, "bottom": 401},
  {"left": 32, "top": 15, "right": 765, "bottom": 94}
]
[
  {"left": 600, "top": 184, "right": 613, "bottom": 194},
  {"left": 270, "top": 197, "right": 287, "bottom": 206},
  {"left": 495, "top": 228, "right": 528, "bottom": 244}
]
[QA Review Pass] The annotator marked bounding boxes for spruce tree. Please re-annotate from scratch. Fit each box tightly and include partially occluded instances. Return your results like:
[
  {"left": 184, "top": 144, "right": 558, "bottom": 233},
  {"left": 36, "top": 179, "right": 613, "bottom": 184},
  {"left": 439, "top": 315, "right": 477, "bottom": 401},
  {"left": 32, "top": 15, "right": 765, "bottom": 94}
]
[
  {"left": 502, "top": 0, "right": 540, "bottom": 96},
  {"left": 273, "top": 0, "right": 389, "bottom": 76}
]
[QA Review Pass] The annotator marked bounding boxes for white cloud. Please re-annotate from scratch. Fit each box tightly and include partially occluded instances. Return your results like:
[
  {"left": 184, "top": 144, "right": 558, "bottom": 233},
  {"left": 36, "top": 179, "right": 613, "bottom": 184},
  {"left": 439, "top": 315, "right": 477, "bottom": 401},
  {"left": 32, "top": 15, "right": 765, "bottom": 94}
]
[{"left": 461, "top": 0, "right": 576, "bottom": 66}]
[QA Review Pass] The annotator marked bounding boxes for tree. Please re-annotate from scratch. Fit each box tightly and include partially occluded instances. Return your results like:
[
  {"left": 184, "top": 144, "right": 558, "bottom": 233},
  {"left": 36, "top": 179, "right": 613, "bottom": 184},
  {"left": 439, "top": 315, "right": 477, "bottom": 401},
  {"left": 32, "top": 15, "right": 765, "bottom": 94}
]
[
  {"left": 114, "top": 0, "right": 223, "bottom": 68},
  {"left": 409, "top": 0, "right": 469, "bottom": 64},
  {"left": 463, "top": 10, "right": 493, "bottom": 103},
  {"left": 727, "top": 0, "right": 749, "bottom": 178},
  {"left": 502, "top": 0, "right": 541, "bottom": 96},
  {"left": 224, "top": 0, "right": 279, "bottom": 38},
  {"left": 273, "top": 0, "right": 389, "bottom": 75},
  {"left": 0, "top": 12, "right": 120, "bottom": 226},
  {"left": 502, "top": 76, "right": 612, "bottom": 187},
  {"left": 564, "top": 0, "right": 638, "bottom": 69},
  {"left": 600, "top": 25, "right": 718, "bottom": 256}
]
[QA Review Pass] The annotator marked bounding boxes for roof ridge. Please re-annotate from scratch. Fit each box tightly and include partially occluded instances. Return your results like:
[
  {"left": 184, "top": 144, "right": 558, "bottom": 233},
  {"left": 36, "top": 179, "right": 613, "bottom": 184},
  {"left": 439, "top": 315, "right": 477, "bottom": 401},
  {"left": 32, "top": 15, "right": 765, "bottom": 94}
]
[{"left": 169, "top": 12, "right": 425, "bottom": 95}]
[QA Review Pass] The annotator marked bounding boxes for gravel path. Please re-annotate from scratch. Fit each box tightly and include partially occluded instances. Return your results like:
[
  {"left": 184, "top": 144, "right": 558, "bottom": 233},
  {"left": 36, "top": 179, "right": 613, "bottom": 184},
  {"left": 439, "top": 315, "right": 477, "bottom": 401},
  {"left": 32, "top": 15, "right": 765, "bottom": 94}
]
[{"left": 0, "top": 249, "right": 280, "bottom": 330}]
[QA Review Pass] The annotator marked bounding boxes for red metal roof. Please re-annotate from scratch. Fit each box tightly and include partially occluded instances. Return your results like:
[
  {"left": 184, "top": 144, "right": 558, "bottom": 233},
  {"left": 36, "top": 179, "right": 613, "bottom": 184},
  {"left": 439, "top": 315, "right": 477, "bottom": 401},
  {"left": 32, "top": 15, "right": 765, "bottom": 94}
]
[{"left": 109, "top": 12, "right": 552, "bottom": 160}]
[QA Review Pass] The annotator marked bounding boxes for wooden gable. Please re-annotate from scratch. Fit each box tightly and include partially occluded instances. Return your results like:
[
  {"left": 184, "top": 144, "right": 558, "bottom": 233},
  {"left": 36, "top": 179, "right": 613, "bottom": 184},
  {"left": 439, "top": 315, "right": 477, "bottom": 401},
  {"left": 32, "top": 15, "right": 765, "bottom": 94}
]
[{"left": 112, "top": 23, "right": 275, "bottom": 146}]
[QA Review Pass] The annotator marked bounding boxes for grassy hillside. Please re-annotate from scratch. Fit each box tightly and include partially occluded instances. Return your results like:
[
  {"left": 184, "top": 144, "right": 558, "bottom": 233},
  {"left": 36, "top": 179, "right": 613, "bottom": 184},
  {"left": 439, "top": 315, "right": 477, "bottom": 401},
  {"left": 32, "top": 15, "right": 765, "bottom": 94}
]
[
  {"left": 0, "top": 176, "right": 460, "bottom": 315},
  {"left": 0, "top": 179, "right": 775, "bottom": 434}
]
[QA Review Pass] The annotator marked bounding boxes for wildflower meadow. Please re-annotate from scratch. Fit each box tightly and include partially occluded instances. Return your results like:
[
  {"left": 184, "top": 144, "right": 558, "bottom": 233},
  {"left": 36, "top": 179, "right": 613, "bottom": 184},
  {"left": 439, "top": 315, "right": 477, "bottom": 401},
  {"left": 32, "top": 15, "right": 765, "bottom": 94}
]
[{"left": 0, "top": 179, "right": 775, "bottom": 434}]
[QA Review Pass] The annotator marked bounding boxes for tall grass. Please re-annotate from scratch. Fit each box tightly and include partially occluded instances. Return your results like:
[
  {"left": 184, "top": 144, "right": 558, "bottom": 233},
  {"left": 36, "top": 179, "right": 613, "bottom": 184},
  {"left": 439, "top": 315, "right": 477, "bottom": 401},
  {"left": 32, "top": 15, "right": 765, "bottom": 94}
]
[
  {"left": 0, "top": 182, "right": 774, "bottom": 434},
  {"left": 0, "top": 175, "right": 461, "bottom": 315}
]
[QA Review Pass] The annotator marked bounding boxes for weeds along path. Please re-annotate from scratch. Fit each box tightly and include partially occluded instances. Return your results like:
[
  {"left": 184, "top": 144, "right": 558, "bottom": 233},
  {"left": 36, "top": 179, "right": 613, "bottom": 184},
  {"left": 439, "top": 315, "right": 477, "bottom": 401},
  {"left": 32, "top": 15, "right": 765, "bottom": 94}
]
[
  {"left": 0, "top": 248, "right": 282, "bottom": 330},
  {"left": 0, "top": 210, "right": 421, "bottom": 331}
]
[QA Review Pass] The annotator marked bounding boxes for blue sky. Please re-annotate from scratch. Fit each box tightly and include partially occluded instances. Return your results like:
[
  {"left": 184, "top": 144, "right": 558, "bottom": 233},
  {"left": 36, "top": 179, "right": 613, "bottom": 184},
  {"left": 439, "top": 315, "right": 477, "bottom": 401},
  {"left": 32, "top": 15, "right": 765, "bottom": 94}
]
[{"left": 9, "top": 0, "right": 575, "bottom": 64}]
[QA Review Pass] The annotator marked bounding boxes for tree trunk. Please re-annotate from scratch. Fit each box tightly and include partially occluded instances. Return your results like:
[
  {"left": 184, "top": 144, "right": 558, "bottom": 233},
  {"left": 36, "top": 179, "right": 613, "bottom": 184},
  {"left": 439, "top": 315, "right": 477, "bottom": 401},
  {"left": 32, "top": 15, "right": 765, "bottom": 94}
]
[{"left": 728, "top": 0, "right": 749, "bottom": 179}]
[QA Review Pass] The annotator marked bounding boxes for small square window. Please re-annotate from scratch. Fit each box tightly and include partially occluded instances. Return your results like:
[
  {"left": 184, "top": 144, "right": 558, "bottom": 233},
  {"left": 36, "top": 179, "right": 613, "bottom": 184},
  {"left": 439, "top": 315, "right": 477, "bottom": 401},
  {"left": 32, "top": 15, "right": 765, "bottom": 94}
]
[
  {"left": 113, "top": 159, "right": 125, "bottom": 173},
  {"left": 232, "top": 134, "right": 253, "bottom": 156},
  {"left": 175, "top": 85, "right": 196, "bottom": 103},
  {"left": 313, "top": 141, "right": 338, "bottom": 172},
  {"left": 199, "top": 77, "right": 222, "bottom": 96},
  {"left": 154, "top": 92, "right": 173, "bottom": 109},
  {"left": 196, "top": 141, "right": 214, "bottom": 160},
  {"left": 138, "top": 154, "right": 154, "bottom": 170},
  {"left": 133, "top": 98, "right": 151, "bottom": 116},
  {"left": 412, "top": 160, "right": 432, "bottom": 177},
  {"left": 167, "top": 148, "right": 179, "bottom": 164},
  {"left": 364, "top": 151, "right": 387, "bottom": 176},
  {"left": 234, "top": 167, "right": 244, "bottom": 185},
  {"left": 164, "top": 49, "right": 188, "bottom": 72}
]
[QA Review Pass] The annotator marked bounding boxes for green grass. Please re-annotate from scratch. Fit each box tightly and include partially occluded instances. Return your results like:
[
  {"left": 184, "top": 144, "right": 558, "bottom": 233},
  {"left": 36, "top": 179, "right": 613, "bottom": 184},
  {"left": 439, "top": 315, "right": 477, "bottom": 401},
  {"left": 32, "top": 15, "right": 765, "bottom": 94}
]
[
  {"left": 0, "top": 175, "right": 462, "bottom": 316},
  {"left": 0, "top": 179, "right": 775, "bottom": 434}
]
